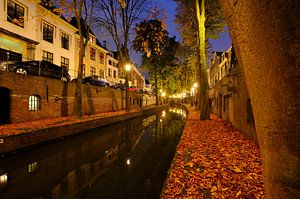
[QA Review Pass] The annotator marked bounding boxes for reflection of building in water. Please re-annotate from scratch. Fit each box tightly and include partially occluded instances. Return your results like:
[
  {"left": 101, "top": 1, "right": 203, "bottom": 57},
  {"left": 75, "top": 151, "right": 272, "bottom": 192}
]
[{"left": 0, "top": 117, "right": 144, "bottom": 199}]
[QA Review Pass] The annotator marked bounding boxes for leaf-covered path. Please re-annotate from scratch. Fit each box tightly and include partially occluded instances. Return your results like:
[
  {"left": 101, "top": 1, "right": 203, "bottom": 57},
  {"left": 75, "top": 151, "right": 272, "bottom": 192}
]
[{"left": 161, "top": 107, "right": 265, "bottom": 198}]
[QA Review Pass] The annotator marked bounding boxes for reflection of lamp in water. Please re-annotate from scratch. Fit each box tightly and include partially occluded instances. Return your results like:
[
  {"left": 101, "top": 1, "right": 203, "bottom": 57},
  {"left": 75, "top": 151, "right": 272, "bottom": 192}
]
[
  {"left": 126, "top": 158, "right": 131, "bottom": 166},
  {"left": 0, "top": 173, "right": 8, "bottom": 185}
]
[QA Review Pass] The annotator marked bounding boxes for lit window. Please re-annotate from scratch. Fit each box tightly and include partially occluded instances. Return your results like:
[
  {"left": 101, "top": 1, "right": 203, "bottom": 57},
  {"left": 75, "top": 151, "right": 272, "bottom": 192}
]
[
  {"left": 61, "top": 32, "right": 69, "bottom": 50},
  {"left": 61, "top": 57, "right": 69, "bottom": 70},
  {"left": 43, "top": 22, "right": 54, "bottom": 43},
  {"left": 90, "top": 48, "right": 95, "bottom": 60},
  {"left": 28, "top": 162, "right": 38, "bottom": 173},
  {"left": 42, "top": 50, "right": 53, "bottom": 63},
  {"left": 29, "top": 95, "right": 40, "bottom": 111},
  {"left": 7, "top": 0, "right": 24, "bottom": 27},
  {"left": 82, "top": 64, "right": 86, "bottom": 77}
]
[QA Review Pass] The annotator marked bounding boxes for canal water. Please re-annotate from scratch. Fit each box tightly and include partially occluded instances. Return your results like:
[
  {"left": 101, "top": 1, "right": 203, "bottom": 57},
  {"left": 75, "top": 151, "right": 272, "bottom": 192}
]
[{"left": 0, "top": 108, "right": 187, "bottom": 199}]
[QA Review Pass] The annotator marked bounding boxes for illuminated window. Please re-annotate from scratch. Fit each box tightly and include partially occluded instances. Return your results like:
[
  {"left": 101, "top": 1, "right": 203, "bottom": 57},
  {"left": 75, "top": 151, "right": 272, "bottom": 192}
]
[
  {"left": 29, "top": 95, "right": 40, "bottom": 111},
  {"left": 28, "top": 162, "right": 38, "bottom": 173},
  {"left": 7, "top": 0, "right": 24, "bottom": 27},
  {"left": 43, "top": 22, "right": 54, "bottom": 43},
  {"left": 82, "top": 64, "right": 86, "bottom": 77}
]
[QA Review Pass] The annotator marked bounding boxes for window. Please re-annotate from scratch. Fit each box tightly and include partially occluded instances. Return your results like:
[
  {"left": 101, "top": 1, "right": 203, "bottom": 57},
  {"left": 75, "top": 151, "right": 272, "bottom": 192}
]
[
  {"left": 113, "top": 70, "right": 116, "bottom": 78},
  {"left": 7, "top": 0, "right": 24, "bottom": 27},
  {"left": 99, "top": 69, "right": 104, "bottom": 78},
  {"left": 108, "top": 60, "right": 112, "bottom": 66},
  {"left": 90, "top": 66, "right": 96, "bottom": 76},
  {"left": 82, "top": 64, "right": 86, "bottom": 77},
  {"left": 90, "top": 47, "right": 95, "bottom": 60},
  {"left": 42, "top": 51, "right": 53, "bottom": 63},
  {"left": 61, "top": 57, "right": 69, "bottom": 70},
  {"left": 28, "top": 162, "right": 38, "bottom": 173},
  {"left": 108, "top": 68, "right": 112, "bottom": 77},
  {"left": 43, "top": 22, "right": 54, "bottom": 43},
  {"left": 29, "top": 95, "right": 41, "bottom": 111},
  {"left": 61, "top": 32, "right": 69, "bottom": 50},
  {"left": 99, "top": 52, "right": 104, "bottom": 64}
]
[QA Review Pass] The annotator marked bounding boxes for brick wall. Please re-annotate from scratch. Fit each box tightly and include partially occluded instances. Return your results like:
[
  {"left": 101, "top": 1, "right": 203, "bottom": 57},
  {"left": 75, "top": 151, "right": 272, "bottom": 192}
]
[{"left": 0, "top": 71, "right": 144, "bottom": 123}]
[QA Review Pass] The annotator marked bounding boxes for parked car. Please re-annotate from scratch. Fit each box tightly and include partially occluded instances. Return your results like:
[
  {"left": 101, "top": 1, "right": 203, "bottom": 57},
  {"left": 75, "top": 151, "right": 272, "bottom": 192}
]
[
  {"left": 0, "top": 61, "right": 16, "bottom": 71},
  {"left": 112, "top": 83, "right": 126, "bottom": 90},
  {"left": 74, "top": 75, "right": 108, "bottom": 87},
  {"left": 128, "top": 86, "right": 138, "bottom": 91},
  {"left": 7, "top": 61, "right": 70, "bottom": 81}
]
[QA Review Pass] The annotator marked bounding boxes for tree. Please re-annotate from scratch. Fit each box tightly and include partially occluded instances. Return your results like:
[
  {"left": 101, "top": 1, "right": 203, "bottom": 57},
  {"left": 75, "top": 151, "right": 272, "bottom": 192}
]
[
  {"left": 93, "top": 0, "right": 150, "bottom": 74},
  {"left": 195, "top": 0, "right": 209, "bottom": 119},
  {"left": 174, "top": 0, "right": 225, "bottom": 119},
  {"left": 52, "top": 0, "right": 96, "bottom": 118},
  {"left": 219, "top": 0, "right": 300, "bottom": 197},
  {"left": 133, "top": 19, "right": 169, "bottom": 105}
]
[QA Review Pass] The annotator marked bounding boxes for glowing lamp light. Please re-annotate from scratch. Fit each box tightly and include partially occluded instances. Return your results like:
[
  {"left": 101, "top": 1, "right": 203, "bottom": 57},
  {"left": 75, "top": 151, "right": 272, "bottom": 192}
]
[
  {"left": 126, "top": 158, "right": 131, "bottom": 165},
  {"left": 193, "top": 82, "right": 198, "bottom": 88},
  {"left": 162, "top": 92, "right": 166, "bottom": 97},
  {"left": 125, "top": 64, "right": 131, "bottom": 71}
]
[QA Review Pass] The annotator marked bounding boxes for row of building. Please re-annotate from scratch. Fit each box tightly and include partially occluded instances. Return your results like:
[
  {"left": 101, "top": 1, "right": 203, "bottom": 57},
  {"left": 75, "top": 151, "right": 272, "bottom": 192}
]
[
  {"left": 0, "top": 0, "right": 145, "bottom": 87},
  {"left": 208, "top": 47, "right": 257, "bottom": 143}
]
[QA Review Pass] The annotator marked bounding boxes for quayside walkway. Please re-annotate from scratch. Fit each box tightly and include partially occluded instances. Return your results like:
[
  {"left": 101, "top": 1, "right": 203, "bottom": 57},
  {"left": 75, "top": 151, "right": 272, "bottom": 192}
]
[{"left": 161, "top": 106, "right": 266, "bottom": 198}]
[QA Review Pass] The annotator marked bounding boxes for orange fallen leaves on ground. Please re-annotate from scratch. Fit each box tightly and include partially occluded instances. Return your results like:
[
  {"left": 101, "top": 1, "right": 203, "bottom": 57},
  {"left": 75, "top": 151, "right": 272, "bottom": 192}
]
[
  {"left": 0, "top": 109, "right": 138, "bottom": 136},
  {"left": 161, "top": 107, "right": 265, "bottom": 199}
]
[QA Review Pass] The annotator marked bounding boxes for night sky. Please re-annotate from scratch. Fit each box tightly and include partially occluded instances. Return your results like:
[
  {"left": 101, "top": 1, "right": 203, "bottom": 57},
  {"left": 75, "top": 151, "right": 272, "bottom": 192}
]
[{"left": 160, "top": 0, "right": 232, "bottom": 52}]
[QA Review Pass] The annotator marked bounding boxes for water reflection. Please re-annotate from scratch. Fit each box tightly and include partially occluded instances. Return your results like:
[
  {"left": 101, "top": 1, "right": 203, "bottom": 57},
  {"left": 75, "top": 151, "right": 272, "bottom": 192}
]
[{"left": 0, "top": 108, "right": 187, "bottom": 199}]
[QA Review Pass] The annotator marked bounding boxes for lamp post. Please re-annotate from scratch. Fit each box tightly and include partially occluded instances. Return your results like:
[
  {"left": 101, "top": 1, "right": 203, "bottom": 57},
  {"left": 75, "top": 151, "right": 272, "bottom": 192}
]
[{"left": 125, "top": 64, "right": 131, "bottom": 111}]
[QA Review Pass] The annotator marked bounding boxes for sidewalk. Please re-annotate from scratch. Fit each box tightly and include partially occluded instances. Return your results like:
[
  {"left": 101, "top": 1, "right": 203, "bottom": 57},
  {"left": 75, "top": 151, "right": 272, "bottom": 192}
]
[{"left": 161, "top": 107, "right": 266, "bottom": 198}]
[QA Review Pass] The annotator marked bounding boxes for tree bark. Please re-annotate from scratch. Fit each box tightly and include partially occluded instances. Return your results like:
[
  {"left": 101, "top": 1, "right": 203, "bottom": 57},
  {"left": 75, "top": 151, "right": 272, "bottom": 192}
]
[
  {"left": 219, "top": 0, "right": 300, "bottom": 197},
  {"left": 195, "top": 0, "right": 210, "bottom": 119}
]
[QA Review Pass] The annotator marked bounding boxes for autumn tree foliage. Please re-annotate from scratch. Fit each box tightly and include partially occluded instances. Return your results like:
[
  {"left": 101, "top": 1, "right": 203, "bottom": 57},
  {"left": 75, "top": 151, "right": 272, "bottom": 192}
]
[
  {"left": 93, "top": 0, "right": 151, "bottom": 74},
  {"left": 133, "top": 19, "right": 169, "bottom": 105}
]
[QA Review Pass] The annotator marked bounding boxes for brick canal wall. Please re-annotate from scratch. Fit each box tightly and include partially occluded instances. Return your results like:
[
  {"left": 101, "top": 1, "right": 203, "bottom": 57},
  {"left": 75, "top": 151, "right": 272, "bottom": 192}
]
[{"left": 0, "top": 71, "right": 151, "bottom": 123}]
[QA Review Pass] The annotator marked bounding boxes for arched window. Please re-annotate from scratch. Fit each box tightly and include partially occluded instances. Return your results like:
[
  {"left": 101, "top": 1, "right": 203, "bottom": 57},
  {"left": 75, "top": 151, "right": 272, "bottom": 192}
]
[{"left": 29, "top": 95, "right": 41, "bottom": 111}]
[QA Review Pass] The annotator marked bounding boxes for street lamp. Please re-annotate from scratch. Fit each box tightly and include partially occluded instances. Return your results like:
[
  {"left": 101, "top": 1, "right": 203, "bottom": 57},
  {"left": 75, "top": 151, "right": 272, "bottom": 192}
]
[{"left": 125, "top": 64, "right": 131, "bottom": 111}]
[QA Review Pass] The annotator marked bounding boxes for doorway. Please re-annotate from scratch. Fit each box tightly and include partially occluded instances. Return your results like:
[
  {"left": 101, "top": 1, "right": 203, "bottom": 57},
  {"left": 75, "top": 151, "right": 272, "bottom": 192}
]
[{"left": 0, "top": 87, "right": 11, "bottom": 124}]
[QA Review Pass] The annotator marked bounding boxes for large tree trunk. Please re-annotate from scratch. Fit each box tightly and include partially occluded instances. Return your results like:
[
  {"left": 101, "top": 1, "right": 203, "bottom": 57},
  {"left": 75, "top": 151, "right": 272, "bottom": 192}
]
[
  {"left": 219, "top": 0, "right": 300, "bottom": 197},
  {"left": 73, "top": 34, "right": 85, "bottom": 119},
  {"left": 195, "top": 0, "right": 210, "bottom": 119}
]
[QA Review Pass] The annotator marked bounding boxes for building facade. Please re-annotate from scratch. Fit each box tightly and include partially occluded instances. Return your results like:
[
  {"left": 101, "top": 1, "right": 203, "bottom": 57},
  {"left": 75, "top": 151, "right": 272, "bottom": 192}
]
[{"left": 209, "top": 47, "right": 257, "bottom": 143}]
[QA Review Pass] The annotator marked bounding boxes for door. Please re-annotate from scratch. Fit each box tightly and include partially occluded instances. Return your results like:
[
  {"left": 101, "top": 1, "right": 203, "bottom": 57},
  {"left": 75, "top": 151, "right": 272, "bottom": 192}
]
[{"left": 0, "top": 87, "right": 11, "bottom": 124}]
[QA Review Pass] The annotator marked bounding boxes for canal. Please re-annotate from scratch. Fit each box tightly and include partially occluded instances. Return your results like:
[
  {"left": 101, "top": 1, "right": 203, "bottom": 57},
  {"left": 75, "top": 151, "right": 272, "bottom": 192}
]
[{"left": 0, "top": 108, "right": 187, "bottom": 199}]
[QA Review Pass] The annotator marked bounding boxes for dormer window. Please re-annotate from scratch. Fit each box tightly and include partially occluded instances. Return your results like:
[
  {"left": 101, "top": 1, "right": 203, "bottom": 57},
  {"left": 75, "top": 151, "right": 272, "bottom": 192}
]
[{"left": 89, "top": 35, "right": 95, "bottom": 43}]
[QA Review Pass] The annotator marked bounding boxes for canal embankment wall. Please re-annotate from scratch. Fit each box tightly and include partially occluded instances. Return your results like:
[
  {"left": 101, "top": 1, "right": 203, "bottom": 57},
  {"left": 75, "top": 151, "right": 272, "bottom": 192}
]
[
  {"left": 0, "top": 105, "right": 168, "bottom": 156},
  {"left": 0, "top": 71, "right": 156, "bottom": 124}
]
